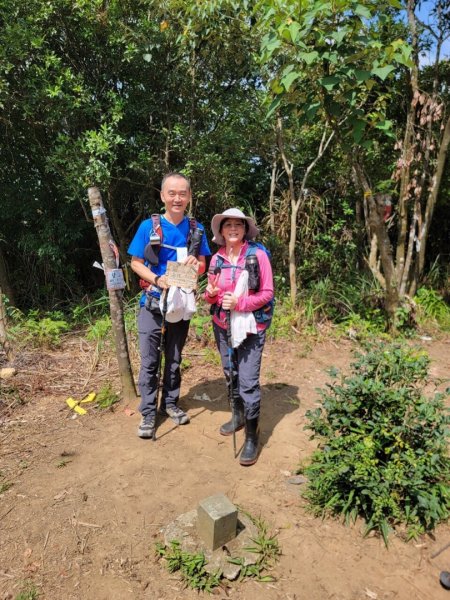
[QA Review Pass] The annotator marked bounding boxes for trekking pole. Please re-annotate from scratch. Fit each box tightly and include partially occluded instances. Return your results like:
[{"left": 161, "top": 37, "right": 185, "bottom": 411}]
[
  {"left": 154, "top": 288, "right": 168, "bottom": 441},
  {"left": 225, "top": 309, "right": 237, "bottom": 458}
]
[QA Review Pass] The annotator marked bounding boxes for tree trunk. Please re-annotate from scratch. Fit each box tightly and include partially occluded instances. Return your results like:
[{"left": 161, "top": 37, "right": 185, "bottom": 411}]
[
  {"left": 0, "top": 246, "right": 15, "bottom": 307},
  {"left": 268, "top": 158, "right": 277, "bottom": 234},
  {"left": 88, "top": 186, "right": 138, "bottom": 403},
  {"left": 276, "top": 116, "right": 298, "bottom": 304},
  {"left": 107, "top": 185, "right": 129, "bottom": 265},
  {"left": 288, "top": 203, "right": 298, "bottom": 304},
  {"left": 416, "top": 113, "right": 450, "bottom": 286},
  {"left": 353, "top": 161, "right": 399, "bottom": 330},
  {"left": 0, "top": 285, "right": 11, "bottom": 361}
]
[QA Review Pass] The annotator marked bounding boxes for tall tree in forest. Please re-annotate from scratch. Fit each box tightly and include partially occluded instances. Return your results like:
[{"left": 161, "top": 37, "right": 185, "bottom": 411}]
[
  {"left": 88, "top": 187, "right": 137, "bottom": 403},
  {"left": 253, "top": 0, "right": 412, "bottom": 314},
  {"left": 394, "top": 0, "right": 450, "bottom": 297}
]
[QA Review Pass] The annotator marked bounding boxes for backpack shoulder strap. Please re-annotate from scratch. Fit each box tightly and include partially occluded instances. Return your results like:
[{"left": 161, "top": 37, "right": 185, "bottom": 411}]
[
  {"left": 214, "top": 254, "right": 225, "bottom": 270},
  {"left": 245, "top": 241, "right": 258, "bottom": 257},
  {"left": 188, "top": 216, "right": 197, "bottom": 233},
  {"left": 150, "top": 214, "right": 162, "bottom": 244}
]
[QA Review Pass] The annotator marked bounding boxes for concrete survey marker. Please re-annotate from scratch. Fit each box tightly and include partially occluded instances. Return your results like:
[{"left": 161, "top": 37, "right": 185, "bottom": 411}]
[
  {"left": 197, "top": 493, "right": 238, "bottom": 551},
  {"left": 160, "top": 496, "right": 259, "bottom": 581}
]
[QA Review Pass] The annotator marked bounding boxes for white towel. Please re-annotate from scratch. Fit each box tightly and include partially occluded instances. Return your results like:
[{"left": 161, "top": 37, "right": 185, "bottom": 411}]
[
  {"left": 231, "top": 270, "right": 257, "bottom": 348},
  {"left": 160, "top": 286, "right": 197, "bottom": 323}
]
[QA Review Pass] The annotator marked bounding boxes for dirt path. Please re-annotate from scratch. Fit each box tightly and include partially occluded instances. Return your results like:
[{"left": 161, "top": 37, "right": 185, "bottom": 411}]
[{"left": 1, "top": 335, "right": 449, "bottom": 599}]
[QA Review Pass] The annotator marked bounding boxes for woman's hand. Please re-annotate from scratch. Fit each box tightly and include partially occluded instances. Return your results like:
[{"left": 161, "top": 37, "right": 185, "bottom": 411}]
[
  {"left": 222, "top": 292, "right": 237, "bottom": 310},
  {"left": 206, "top": 273, "right": 220, "bottom": 298}
]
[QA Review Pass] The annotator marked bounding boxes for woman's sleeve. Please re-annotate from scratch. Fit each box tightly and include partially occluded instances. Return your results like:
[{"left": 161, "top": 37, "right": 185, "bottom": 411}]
[{"left": 236, "top": 250, "right": 274, "bottom": 313}]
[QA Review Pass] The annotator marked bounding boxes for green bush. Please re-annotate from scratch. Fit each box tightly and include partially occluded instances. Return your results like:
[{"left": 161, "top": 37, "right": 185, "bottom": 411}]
[
  {"left": 9, "top": 310, "right": 70, "bottom": 347},
  {"left": 415, "top": 287, "right": 450, "bottom": 330},
  {"left": 302, "top": 341, "right": 450, "bottom": 544}
]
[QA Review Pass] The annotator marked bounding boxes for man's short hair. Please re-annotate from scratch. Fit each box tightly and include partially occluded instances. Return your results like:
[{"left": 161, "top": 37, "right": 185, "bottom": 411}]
[{"left": 161, "top": 172, "right": 191, "bottom": 191}]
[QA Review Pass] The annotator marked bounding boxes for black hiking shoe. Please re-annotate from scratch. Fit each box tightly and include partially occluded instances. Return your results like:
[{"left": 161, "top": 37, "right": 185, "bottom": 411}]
[
  {"left": 161, "top": 405, "right": 190, "bottom": 425},
  {"left": 138, "top": 414, "right": 155, "bottom": 439}
]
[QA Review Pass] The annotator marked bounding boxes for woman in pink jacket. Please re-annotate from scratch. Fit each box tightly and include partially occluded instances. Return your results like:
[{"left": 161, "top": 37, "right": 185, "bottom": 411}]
[{"left": 204, "top": 208, "right": 274, "bottom": 466}]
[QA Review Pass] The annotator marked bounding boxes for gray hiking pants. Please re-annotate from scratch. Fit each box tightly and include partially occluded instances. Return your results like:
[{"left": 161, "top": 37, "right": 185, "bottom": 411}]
[
  {"left": 137, "top": 305, "right": 190, "bottom": 417},
  {"left": 213, "top": 323, "right": 266, "bottom": 420}
]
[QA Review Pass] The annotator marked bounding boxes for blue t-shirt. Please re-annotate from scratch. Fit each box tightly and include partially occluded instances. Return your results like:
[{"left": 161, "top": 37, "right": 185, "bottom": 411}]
[{"left": 127, "top": 215, "right": 211, "bottom": 306}]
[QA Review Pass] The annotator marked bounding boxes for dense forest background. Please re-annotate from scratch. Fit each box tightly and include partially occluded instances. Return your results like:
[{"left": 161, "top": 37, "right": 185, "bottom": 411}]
[{"left": 0, "top": 0, "right": 449, "bottom": 331}]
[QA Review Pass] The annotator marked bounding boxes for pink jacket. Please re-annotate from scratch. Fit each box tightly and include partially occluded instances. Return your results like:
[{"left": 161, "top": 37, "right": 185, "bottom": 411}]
[{"left": 204, "top": 241, "right": 274, "bottom": 331}]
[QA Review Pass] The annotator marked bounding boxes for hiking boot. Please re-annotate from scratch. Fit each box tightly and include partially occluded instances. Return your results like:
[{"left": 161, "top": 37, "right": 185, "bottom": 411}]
[
  {"left": 162, "top": 405, "right": 190, "bottom": 425},
  {"left": 220, "top": 398, "right": 245, "bottom": 436},
  {"left": 138, "top": 414, "right": 155, "bottom": 439},
  {"left": 239, "top": 417, "right": 260, "bottom": 466}
]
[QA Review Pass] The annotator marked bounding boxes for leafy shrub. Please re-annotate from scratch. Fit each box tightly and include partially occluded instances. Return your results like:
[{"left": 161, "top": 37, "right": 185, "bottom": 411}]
[
  {"left": 85, "top": 315, "right": 112, "bottom": 342},
  {"left": 269, "top": 297, "right": 301, "bottom": 338},
  {"left": 71, "top": 292, "right": 110, "bottom": 325},
  {"left": 415, "top": 287, "right": 450, "bottom": 330},
  {"left": 9, "top": 310, "right": 69, "bottom": 347},
  {"left": 95, "top": 383, "right": 119, "bottom": 410},
  {"left": 155, "top": 540, "right": 221, "bottom": 593},
  {"left": 303, "top": 341, "right": 450, "bottom": 544},
  {"left": 336, "top": 312, "right": 385, "bottom": 340}
]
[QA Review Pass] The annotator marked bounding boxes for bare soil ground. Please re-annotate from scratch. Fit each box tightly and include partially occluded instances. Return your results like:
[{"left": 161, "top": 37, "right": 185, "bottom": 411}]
[{"left": 0, "top": 331, "right": 449, "bottom": 600}]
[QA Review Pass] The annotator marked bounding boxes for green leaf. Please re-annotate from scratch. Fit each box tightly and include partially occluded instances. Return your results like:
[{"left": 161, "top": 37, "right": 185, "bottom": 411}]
[
  {"left": 372, "top": 65, "right": 395, "bottom": 80},
  {"left": 331, "top": 29, "right": 347, "bottom": 45},
  {"left": 289, "top": 22, "right": 301, "bottom": 43},
  {"left": 354, "top": 5, "right": 372, "bottom": 19},
  {"left": 320, "top": 75, "right": 340, "bottom": 91},
  {"left": 281, "top": 71, "right": 300, "bottom": 92},
  {"left": 266, "top": 96, "right": 281, "bottom": 118},
  {"left": 351, "top": 119, "right": 366, "bottom": 143},
  {"left": 375, "top": 119, "right": 393, "bottom": 132},
  {"left": 354, "top": 70, "right": 371, "bottom": 83},
  {"left": 262, "top": 34, "right": 281, "bottom": 57},
  {"left": 305, "top": 101, "right": 321, "bottom": 120},
  {"left": 298, "top": 51, "right": 319, "bottom": 65},
  {"left": 270, "top": 79, "right": 284, "bottom": 95}
]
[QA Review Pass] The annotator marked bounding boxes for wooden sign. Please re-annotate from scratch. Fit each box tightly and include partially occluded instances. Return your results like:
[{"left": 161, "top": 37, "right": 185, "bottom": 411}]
[{"left": 165, "top": 261, "right": 198, "bottom": 289}]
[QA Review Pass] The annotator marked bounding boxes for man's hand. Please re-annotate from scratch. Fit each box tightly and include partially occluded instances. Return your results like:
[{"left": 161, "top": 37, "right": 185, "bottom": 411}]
[
  {"left": 222, "top": 292, "right": 237, "bottom": 311},
  {"left": 183, "top": 255, "right": 200, "bottom": 271},
  {"left": 156, "top": 274, "right": 170, "bottom": 290}
]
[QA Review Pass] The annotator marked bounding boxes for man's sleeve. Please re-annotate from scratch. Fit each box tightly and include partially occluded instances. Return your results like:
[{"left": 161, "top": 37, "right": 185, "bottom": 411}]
[{"left": 127, "top": 221, "right": 148, "bottom": 259}]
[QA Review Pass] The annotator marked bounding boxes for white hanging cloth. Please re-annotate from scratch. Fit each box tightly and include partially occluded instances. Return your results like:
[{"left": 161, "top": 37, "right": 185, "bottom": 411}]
[
  {"left": 160, "top": 286, "right": 197, "bottom": 323},
  {"left": 230, "top": 270, "right": 257, "bottom": 348}
]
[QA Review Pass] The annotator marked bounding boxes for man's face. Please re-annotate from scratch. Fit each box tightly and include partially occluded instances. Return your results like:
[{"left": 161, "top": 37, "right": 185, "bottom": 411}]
[{"left": 160, "top": 176, "right": 191, "bottom": 217}]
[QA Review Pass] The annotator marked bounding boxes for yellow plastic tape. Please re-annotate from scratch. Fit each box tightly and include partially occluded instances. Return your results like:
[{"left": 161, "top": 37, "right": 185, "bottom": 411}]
[
  {"left": 66, "top": 398, "right": 78, "bottom": 409},
  {"left": 80, "top": 392, "right": 96, "bottom": 404},
  {"left": 73, "top": 405, "right": 87, "bottom": 415}
]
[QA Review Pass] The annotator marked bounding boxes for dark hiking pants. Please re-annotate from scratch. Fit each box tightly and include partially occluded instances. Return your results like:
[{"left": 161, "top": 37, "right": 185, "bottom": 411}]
[
  {"left": 137, "top": 305, "right": 190, "bottom": 417},
  {"left": 213, "top": 323, "right": 266, "bottom": 420}
]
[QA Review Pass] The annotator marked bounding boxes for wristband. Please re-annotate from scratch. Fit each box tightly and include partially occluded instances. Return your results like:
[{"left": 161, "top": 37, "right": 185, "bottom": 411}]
[{"left": 154, "top": 275, "right": 160, "bottom": 287}]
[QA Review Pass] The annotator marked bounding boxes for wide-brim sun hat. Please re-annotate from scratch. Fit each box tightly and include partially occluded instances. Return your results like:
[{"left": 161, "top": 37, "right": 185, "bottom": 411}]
[{"left": 211, "top": 208, "right": 259, "bottom": 246}]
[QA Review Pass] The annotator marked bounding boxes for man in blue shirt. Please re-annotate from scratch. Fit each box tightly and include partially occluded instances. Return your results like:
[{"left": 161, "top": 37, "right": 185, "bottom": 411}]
[{"left": 128, "top": 173, "right": 211, "bottom": 439}]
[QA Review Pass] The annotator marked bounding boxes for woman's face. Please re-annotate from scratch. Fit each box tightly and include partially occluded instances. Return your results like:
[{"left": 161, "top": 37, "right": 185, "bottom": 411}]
[{"left": 220, "top": 218, "right": 246, "bottom": 244}]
